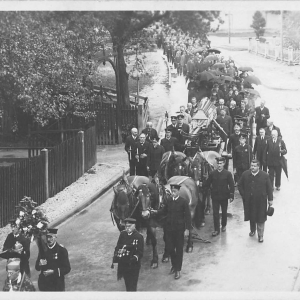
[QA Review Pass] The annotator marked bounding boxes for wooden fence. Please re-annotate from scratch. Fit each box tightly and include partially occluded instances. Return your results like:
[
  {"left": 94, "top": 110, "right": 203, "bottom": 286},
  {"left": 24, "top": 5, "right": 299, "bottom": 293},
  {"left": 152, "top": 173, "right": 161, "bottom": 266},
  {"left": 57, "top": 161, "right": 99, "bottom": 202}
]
[
  {"left": 0, "top": 126, "right": 96, "bottom": 227},
  {"left": 249, "top": 37, "right": 300, "bottom": 65}
]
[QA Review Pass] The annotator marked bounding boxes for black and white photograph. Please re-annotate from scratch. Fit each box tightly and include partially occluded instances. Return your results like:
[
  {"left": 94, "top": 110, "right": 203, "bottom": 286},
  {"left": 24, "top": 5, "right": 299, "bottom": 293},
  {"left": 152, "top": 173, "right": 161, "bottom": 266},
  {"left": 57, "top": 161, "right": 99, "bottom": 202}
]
[{"left": 0, "top": 2, "right": 299, "bottom": 298}]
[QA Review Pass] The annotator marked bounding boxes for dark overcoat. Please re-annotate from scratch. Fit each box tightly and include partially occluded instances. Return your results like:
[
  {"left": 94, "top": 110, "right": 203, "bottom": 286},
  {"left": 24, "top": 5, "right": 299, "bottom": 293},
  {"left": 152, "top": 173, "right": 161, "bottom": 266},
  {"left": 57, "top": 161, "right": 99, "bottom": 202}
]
[
  {"left": 147, "top": 144, "right": 165, "bottom": 172},
  {"left": 264, "top": 139, "right": 287, "bottom": 167},
  {"left": 238, "top": 170, "right": 273, "bottom": 223},
  {"left": 160, "top": 137, "right": 179, "bottom": 152},
  {"left": 255, "top": 106, "right": 270, "bottom": 130},
  {"left": 253, "top": 135, "right": 268, "bottom": 162}
]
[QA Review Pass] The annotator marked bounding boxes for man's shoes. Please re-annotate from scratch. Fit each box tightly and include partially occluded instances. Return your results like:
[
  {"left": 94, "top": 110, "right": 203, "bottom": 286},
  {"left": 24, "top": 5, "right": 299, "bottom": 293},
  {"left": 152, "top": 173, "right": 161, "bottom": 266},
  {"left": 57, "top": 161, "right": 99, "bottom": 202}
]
[
  {"left": 249, "top": 231, "right": 255, "bottom": 237},
  {"left": 276, "top": 186, "right": 280, "bottom": 191},
  {"left": 162, "top": 256, "right": 169, "bottom": 263},
  {"left": 221, "top": 226, "right": 226, "bottom": 232},
  {"left": 212, "top": 231, "right": 220, "bottom": 236},
  {"left": 174, "top": 271, "right": 181, "bottom": 280},
  {"left": 169, "top": 267, "right": 175, "bottom": 275},
  {"left": 258, "top": 236, "right": 264, "bottom": 243}
]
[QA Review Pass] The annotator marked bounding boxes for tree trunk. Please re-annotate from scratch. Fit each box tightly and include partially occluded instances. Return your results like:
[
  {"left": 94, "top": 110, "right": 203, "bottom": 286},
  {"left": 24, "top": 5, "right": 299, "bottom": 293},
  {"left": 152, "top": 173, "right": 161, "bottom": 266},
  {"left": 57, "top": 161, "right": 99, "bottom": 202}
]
[{"left": 116, "top": 44, "right": 130, "bottom": 106}]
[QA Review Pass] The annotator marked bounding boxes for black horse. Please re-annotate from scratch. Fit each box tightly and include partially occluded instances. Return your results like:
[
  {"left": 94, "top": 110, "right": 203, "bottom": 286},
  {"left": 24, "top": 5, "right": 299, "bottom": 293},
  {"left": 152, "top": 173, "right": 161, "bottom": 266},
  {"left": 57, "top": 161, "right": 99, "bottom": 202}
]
[{"left": 110, "top": 175, "right": 165, "bottom": 268}]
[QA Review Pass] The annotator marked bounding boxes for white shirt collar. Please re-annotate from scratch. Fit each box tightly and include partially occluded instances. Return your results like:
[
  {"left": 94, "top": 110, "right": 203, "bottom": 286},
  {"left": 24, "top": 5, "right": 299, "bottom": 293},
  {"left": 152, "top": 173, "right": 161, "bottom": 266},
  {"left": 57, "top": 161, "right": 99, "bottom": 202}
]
[
  {"left": 251, "top": 171, "right": 259, "bottom": 176},
  {"left": 48, "top": 242, "right": 57, "bottom": 249}
]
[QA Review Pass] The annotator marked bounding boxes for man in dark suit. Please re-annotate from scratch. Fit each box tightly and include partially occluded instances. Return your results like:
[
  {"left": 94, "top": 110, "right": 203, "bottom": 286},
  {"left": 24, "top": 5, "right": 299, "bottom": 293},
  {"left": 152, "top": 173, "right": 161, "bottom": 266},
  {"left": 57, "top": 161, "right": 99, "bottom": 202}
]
[
  {"left": 238, "top": 160, "right": 273, "bottom": 242},
  {"left": 124, "top": 128, "right": 139, "bottom": 176},
  {"left": 253, "top": 128, "right": 268, "bottom": 171},
  {"left": 135, "top": 133, "right": 150, "bottom": 177},
  {"left": 216, "top": 99, "right": 230, "bottom": 116},
  {"left": 255, "top": 100, "right": 270, "bottom": 135},
  {"left": 227, "top": 124, "right": 241, "bottom": 182},
  {"left": 236, "top": 101, "right": 249, "bottom": 120},
  {"left": 190, "top": 97, "right": 198, "bottom": 118},
  {"left": 160, "top": 128, "right": 179, "bottom": 152},
  {"left": 176, "top": 114, "right": 190, "bottom": 150},
  {"left": 203, "top": 157, "right": 235, "bottom": 236},
  {"left": 141, "top": 122, "right": 159, "bottom": 143},
  {"left": 234, "top": 133, "right": 252, "bottom": 182},
  {"left": 153, "top": 184, "right": 192, "bottom": 280},
  {"left": 264, "top": 120, "right": 282, "bottom": 139},
  {"left": 167, "top": 115, "right": 180, "bottom": 141},
  {"left": 263, "top": 129, "right": 287, "bottom": 191},
  {"left": 216, "top": 109, "right": 233, "bottom": 148},
  {"left": 147, "top": 138, "right": 165, "bottom": 177}
]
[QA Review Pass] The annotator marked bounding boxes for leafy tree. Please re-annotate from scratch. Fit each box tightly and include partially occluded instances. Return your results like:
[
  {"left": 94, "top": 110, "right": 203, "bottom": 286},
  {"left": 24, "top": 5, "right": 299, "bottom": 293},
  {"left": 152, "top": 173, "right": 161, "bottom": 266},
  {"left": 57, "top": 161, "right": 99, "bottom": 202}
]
[
  {"left": 0, "top": 12, "right": 108, "bottom": 131},
  {"left": 251, "top": 11, "right": 266, "bottom": 38},
  {"left": 95, "top": 11, "right": 222, "bottom": 106}
]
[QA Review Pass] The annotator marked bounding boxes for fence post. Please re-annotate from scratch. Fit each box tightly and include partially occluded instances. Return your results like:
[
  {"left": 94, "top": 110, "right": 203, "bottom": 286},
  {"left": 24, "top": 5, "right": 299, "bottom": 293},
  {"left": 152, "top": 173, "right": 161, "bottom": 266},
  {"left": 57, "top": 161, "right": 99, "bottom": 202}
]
[
  {"left": 255, "top": 39, "right": 259, "bottom": 54},
  {"left": 41, "top": 149, "right": 49, "bottom": 200},
  {"left": 248, "top": 38, "right": 252, "bottom": 52},
  {"left": 288, "top": 46, "right": 293, "bottom": 65},
  {"left": 79, "top": 131, "right": 85, "bottom": 174},
  {"left": 265, "top": 42, "right": 269, "bottom": 58}
]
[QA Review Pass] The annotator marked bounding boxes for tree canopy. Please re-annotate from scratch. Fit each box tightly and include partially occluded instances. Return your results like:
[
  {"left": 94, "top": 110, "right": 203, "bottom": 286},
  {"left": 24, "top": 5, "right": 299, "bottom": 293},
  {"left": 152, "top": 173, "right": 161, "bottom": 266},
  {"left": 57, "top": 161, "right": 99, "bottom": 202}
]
[{"left": 250, "top": 11, "right": 266, "bottom": 38}]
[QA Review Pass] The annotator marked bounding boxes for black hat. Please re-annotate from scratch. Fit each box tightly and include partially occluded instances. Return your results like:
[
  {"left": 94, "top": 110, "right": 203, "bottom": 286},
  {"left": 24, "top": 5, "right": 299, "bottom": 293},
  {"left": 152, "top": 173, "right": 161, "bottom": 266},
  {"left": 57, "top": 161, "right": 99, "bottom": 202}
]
[
  {"left": 215, "top": 157, "right": 226, "bottom": 162},
  {"left": 177, "top": 114, "right": 184, "bottom": 120},
  {"left": 267, "top": 206, "right": 274, "bottom": 217},
  {"left": 171, "top": 115, "right": 177, "bottom": 121},
  {"left": 165, "top": 128, "right": 172, "bottom": 133},
  {"left": 234, "top": 115, "right": 247, "bottom": 122},
  {"left": 170, "top": 184, "right": 181, "bottom": 190},
  {"left": 47, "top": 228, "right": 58, "bottom": 235},
  {"left": 151, "top": 137, "right": 159, "bottom": 143},
  {"left": 124, "top": 218, "right": 136, "bottom": 224},
  {"left": 239, "top": 133, "right": 247, "bottom": 139}
]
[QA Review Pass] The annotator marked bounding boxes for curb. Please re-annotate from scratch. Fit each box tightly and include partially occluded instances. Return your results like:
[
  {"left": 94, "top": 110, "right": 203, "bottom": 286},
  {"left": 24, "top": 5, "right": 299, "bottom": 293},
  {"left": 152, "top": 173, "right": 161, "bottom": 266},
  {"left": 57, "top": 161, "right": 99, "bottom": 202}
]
[
  {"left": 162, "top": 54, "right": 172, "bottom": 87},
  {"left": 49, "top": 168, "right": 129, "bottom": 228}
]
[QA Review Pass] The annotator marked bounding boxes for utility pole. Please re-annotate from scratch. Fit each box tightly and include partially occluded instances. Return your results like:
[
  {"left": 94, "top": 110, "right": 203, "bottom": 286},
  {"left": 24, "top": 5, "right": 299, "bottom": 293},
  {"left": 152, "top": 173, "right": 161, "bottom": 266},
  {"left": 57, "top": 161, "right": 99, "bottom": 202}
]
[
  {"left": 281, "top": 10, "right": 284, "bottom": 61},
  {"left": 225, "top": 13, "right": 232, "bottom": 44}
]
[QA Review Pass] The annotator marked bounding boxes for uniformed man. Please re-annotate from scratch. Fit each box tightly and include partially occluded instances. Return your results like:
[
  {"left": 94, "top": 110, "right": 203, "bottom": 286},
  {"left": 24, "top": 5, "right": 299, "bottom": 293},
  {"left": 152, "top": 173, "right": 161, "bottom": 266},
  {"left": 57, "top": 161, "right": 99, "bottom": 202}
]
[
  {"left": 234, "top": 133, "right": 252, "bottom": 182},
  {"left": 2, "top": 220, "right": 31, "bottom": 277},
  {"left": 160, "top": 128, "right": 179, "bottom": 152},
  {"left": 124, "top": 128, "right": 139, "bottom": 176},
  {"left": 147, "top": 138, "right": 165, "bottom": 177},
  {"left": 152, "top": 184, "right": 192, "bottom": 280},
  {"left": 3, "top": 258, "right": 35, "bottom": 291},
  {"left": 203, "top": 157, "right": 234, "bottom": 236},
  {"left": 135, "top": 133, "right": 150, "bottom": 177},
  {"left": 35, "top": 228, "right": 71, "bottom": 291},
  {"left": 113, "top": 218, "right": 144, "bottom": 292},
  {"left": 167, "top": 115, "right": 180, "bottom": 141}
]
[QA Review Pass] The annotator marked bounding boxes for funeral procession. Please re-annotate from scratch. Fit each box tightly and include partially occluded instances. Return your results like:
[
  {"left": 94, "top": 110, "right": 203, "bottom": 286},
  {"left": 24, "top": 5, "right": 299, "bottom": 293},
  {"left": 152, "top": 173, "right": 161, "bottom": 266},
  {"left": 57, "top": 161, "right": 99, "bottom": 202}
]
[{"left": 1, "top": 9, "right": 300, "bottom": 295}]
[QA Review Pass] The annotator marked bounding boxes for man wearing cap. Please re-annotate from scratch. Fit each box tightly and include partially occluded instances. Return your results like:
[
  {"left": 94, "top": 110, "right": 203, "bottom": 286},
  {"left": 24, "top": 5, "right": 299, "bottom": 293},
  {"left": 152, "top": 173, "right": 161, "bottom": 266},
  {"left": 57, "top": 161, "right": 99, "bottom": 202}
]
[
  {"left": 135, "top": 133, "right": 150, "bottom": 177},
  {"left": 35, "top": 228, "right": 71, "bottom": 291},
  {"left": 113, "top": 218, "right": 144, "bottom": 291},
  {"left": 176, "top": 114, "right": 190, "bottom": 150},
  {"left": 263, "top": 129, "right": 287, "bottom": 191},
  {"left": 152, "top": 184, "right": 191, "bottom": 280},
  {"left": 3, "top": 258, "right": 35, "bottom": 291},
  {"left": 253, "top": 128, "right": 268, "bottom": 172},
  {"left": 167, "top": 115, "right": 180, "bottom": 141},
  {"left": 2, "top": 221, "right": 31, "bottom": 277},
  {"left": 203, "top": 157, "right": 234, "bottom": 236},
  {"left": 125, "top": 127, "right": 139, "bottom": 176},
  {"left": 160, "top": 128, "right": 180, "bottom": 152},
  {"left": 255, "top": 100, "right": 270, "bottom": 136},
  {"left": 147, "top": 137, "right": 165, "bottom": 177},
  {"left": 238, "top": 160, "right": 273, "bottom": 242},
  {"left": 234, "top": 133, "right": 252, "bottom": 182}
]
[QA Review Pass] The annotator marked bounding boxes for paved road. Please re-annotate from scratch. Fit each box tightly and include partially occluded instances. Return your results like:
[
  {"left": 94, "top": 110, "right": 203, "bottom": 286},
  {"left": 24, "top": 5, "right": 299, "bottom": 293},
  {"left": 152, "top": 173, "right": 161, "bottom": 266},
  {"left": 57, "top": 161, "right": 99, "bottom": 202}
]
[{"left": 1, "top": 44, "right": 300, "bottom": 293}]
